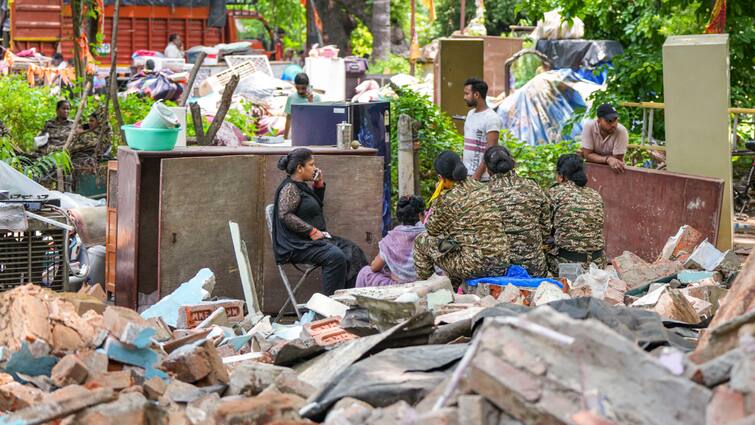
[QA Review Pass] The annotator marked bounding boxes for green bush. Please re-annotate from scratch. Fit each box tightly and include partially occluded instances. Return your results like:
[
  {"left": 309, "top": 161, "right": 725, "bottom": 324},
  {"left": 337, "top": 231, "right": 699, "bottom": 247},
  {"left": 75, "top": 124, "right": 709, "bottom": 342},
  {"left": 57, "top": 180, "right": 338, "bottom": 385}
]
[
  {"left": 0, "top": 76, "right": 57, "bottom": 152},
  {"left": 503, "top": 137, "right": 579, "bottom": 189},
  {"left": 368, "top": 54, "right": 410, "bottom": 75}
]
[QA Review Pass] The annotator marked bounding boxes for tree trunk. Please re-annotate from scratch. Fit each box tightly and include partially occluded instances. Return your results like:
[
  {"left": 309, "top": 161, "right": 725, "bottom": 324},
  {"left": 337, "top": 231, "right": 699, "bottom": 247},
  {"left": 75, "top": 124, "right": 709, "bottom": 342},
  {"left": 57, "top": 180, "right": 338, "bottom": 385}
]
[
  {"left": 371, "top": 0, "right": 390, "bottom": 61},
  {"left": 71, "top": 0, "right": 86, "bottom": 82}
]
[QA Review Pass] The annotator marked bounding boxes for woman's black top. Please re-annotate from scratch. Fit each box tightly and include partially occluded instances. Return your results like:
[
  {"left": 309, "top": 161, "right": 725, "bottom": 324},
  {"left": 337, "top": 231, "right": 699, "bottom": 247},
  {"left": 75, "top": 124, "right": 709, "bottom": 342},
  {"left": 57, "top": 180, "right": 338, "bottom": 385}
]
[{"left": 272, "top": 177, "right": 328, "bottom": 264}]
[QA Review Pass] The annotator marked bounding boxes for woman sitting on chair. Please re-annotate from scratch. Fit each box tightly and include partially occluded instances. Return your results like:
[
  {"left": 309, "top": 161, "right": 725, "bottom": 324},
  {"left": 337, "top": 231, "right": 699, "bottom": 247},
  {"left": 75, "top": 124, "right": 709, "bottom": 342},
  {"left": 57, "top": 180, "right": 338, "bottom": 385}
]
[{"left": 272, "top": 148, "right": 368, "bottom": 295}]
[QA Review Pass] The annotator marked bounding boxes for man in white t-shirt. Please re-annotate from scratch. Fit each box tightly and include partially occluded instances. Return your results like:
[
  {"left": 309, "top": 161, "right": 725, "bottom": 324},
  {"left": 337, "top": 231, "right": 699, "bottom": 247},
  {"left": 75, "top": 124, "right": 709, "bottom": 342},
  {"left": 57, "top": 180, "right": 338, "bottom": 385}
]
[{"left": 462, "top": 78, "right": 502, "bottom": 181}]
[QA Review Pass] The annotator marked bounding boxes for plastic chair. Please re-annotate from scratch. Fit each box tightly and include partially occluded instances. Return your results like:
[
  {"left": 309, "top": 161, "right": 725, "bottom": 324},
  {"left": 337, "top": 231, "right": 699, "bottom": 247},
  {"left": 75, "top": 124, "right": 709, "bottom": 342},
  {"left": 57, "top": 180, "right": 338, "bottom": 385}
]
[{"left": 265, "top": 204, "right": 319, "bottom": 322}]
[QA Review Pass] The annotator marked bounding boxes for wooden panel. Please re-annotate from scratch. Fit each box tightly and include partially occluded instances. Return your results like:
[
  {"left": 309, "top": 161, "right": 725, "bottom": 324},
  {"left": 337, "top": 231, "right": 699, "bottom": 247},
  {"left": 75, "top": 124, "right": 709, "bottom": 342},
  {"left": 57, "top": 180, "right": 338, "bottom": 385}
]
[
  {"left": 258, "top": 155, "right": 383, "bottom": 313},
  {"left": 158, "top": 155, "right": 262, "bottom": 301},
  {"left": 438, "top": 38, "right": 484, "bottom": 133},
  {"left": 663, "top": 35, "right": 733, "bottom": 250},
  {"left": 586, "top": 163, "right": 724, "bottom": 262},
  {"left": 115, "top": 149, "right": 140, "bottom": 308},
  {"left": 451, "top": 36, "right": 524, "bottom": 97}
]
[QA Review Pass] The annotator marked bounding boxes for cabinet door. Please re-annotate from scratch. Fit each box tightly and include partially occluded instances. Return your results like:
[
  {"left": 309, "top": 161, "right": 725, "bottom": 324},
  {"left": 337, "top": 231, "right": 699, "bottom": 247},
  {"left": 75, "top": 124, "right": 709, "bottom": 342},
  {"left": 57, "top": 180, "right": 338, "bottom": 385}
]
[{"left": 158, "top": 155, "right": 262, "bottom": 301}]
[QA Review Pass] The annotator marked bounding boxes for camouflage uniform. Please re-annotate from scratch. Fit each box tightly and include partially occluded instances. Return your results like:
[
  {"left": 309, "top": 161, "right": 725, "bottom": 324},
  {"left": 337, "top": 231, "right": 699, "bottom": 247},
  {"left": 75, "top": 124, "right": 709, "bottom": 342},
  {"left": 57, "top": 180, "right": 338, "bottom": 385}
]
[
  {"left": 40, "top": 118, "right": 74, "bottom": 154},
  {"left": 488, "top": 172, "right": 551, "bottom": 277},
  {"left": 414, "top": 178, "right": 510, "bottom": 284},
  {"left": 547, "top": 180, "right": 606, "bottom": 274}
]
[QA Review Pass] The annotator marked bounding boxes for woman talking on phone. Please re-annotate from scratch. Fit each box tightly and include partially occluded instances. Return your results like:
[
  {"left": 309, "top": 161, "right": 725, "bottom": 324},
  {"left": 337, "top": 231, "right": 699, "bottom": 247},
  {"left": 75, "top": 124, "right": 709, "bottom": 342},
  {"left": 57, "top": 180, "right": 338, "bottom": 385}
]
[{"left": 272, "top": 148, "right": 368, "bottom": 295}]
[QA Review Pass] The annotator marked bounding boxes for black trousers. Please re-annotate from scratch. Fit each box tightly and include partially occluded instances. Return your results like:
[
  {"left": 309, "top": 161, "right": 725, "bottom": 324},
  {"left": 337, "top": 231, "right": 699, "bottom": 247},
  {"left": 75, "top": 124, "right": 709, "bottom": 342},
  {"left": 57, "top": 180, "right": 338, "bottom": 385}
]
[{"left": 289, "top": 241, "right": 348, "bottom": 296}]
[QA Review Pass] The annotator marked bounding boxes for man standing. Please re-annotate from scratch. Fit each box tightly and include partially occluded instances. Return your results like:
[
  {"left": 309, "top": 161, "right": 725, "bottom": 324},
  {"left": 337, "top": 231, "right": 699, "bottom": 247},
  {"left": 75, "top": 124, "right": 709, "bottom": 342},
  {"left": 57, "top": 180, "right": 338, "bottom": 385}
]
[
  {"left": 164, "top": 34, "right": 184, "bottom": 59},
  {"left": 462, "top": 78, "right": 502, "bottom": 181},
  {"left": 284, "top": 72, "right": 321, "bottom": 138},
  {"left": 580, "top": 103, "right": 629, "bottom": 173}
]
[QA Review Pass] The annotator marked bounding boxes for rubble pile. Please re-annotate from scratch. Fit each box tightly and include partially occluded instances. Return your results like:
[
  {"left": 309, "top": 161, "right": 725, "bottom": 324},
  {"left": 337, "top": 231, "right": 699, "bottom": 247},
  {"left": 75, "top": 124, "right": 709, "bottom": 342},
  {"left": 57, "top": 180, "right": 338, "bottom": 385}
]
[{"left": 0, "top": 226, "right": 750, "bottom": 425}]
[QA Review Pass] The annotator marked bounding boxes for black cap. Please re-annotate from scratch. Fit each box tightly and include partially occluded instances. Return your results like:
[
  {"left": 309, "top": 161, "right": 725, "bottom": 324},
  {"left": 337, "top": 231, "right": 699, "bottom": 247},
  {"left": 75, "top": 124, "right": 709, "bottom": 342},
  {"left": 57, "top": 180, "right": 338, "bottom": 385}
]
[{"left": 597, "top": 103, "right": 618, "bottom": 121}]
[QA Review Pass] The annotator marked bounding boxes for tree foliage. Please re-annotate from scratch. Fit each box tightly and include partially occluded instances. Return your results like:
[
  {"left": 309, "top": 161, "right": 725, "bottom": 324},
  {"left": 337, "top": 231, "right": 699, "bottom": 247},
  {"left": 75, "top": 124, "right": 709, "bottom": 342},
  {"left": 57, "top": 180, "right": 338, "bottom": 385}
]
[{"left": 516, "top": 0, "right": 754, "bottom": 108}]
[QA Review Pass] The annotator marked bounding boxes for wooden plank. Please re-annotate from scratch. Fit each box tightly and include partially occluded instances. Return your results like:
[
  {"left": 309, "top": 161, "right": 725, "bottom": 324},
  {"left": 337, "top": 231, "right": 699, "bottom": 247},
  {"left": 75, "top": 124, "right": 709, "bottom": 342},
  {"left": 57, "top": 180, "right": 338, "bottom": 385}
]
[
  {"left": 438, "top": 38, "right": 484, "bottom": 133},
  {"left": 258, "top": 155, "right": 384, "bottom": 314},
  {"left": 115, "top": 149, "right": 140, "bottom": 308},
  {"left": 158, "top": 155, "right": 262, "bottom": 301},
  {"left": 586, "top": 163, "right": 724, "bottom": 262}
]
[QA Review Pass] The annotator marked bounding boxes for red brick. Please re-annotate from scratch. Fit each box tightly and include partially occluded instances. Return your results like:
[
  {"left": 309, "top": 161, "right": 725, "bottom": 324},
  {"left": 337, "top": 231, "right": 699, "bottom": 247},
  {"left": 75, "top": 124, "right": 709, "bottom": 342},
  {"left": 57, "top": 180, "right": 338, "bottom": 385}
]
[
  {"left": 51, "top": 354, "right": 90, "bottom": 387},
  {"left": 707, "top": 386, "right": 746, "bottom": 425},
  {"left": 160, "top": 339, "right": 229, "bottom": 385},
  {"left": 213, "top": 393, "right": 304, "bottom": 424},
  {"left": 0, "top": 382, "right": 46, "bottom": 411},
  {"left": 86, "top": 370, "right": 137, "bottom": 391},
  {"left": 176, "top": 300, "right": 246, "bottom": 329}
]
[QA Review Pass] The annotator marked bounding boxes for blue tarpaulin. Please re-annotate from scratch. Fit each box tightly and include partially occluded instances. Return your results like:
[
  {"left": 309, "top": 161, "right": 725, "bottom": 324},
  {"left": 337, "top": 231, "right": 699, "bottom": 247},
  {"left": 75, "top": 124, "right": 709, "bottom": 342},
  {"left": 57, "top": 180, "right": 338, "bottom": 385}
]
[
  {"left": 495, "top": 69, "right": 604, "bottom": 146},
  {"left": 466, "top": 265, "right": 563, "bottom": 289}
]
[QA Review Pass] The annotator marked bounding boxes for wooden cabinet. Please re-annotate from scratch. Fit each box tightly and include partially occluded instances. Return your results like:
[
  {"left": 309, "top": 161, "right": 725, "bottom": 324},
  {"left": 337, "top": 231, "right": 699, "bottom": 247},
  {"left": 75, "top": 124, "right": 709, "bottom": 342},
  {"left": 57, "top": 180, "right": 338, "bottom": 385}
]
[{"left": 114, "top": 146, "right": 383, "bottom": 313}]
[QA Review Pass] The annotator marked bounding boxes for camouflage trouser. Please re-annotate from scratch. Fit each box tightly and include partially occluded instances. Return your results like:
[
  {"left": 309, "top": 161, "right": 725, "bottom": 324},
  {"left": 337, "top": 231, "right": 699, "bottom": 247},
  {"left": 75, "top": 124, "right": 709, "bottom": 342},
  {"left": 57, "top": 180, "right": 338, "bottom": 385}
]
[
  {"left": 511, "top": 251, "right": 549, "bottom": 278},
  {"left": 546, "top": 249, "right": 607, "bottom": 276},
  {"left": 413, "top": 233, "right": 509, "bottom": 286}
]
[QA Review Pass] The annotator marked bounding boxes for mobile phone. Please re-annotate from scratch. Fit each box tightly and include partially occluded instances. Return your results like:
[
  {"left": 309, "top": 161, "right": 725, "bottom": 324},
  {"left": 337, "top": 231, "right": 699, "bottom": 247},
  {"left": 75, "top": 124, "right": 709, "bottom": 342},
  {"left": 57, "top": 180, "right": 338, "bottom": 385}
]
[{"left": 313, "top": 168, "right": 321, "bottom": 181}]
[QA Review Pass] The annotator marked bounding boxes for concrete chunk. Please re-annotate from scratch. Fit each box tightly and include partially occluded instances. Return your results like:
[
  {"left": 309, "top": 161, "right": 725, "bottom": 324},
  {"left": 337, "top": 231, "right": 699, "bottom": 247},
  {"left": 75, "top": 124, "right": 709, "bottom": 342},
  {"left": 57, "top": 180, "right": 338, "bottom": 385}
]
[{"left": 467, "top": 308, "right": 711, "bottom": 425}]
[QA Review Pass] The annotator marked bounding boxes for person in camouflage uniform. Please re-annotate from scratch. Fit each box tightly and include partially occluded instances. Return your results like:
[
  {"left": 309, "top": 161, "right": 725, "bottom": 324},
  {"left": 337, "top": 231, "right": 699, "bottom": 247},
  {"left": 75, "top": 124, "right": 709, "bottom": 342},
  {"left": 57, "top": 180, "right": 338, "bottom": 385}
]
[
  {"left": 484, "top": 146, "right": 551, "bottom": 277},
  {"left": 414, "top": 151, "right": 510, "bottom": 285},
  {"left": 547, "top": 153, "right": 606, "bottom": 274},
  {"left": 39, "top": 100, "right": 74, "bottom": 154}
]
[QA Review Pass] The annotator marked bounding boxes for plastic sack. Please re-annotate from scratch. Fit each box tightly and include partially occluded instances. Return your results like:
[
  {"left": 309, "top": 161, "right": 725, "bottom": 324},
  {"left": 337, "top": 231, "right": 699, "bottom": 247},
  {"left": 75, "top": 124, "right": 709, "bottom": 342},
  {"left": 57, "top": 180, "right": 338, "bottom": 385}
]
[
  {"left": 572, "top": 263, "right": 611, "bottom": 299},
  {"left": 531, "top": 10, "right": 584, "bottom": 41}
]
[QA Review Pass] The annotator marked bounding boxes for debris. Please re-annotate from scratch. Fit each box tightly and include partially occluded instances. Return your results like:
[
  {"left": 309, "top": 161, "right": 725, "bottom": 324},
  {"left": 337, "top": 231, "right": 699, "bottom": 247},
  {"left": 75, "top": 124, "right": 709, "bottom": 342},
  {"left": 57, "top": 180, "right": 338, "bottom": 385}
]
[
  {"left": 532, "top": 282, "right": 570, "bottom": 306},
  {"left": 140, "top": 268, "right": 215, "bottom": 327},
  {"left": 79, "top": 283, "right": 108, "bottom": 303},
  {"left": 658, "top": 225, "right": 705, "bottom": 261},
  {"left": 160, "top": 339, "right": 229, "bottom": 385},
  {"left": 177, "top": 299, "right": 245, "bottom": 329},
  {"left": 103, "top": 338, "right": 166, "bottom": 379},
  {"left": 302, "top": 317, "right": 359, "bottom": 347},
  {"left": 612, "top": 251, "right": 682, "bottom": 289},
  {"left": 87, "top": 370, "right": 139, "bottom": 391},
  {"left": 465, "top": 308, "right": 710, "bottom": 425},
  {"left": 653, "top": 287, "right": 701, "bottom": 324},
  {"left": 0, "top": 387, "right": 115, "bottom": 425},
  {"left": 213, "top": 392, "right": 305, "bottom": 424},
  {"left": 103, "top": 306, "right": 157, "bottom": 349},
  {"left": 227, "top": 362, "right": 292, "bottom": 396},
  {"left": 0, "top": 382, "right": 46, "bottom": 411},
  {"left": 305, "top": 293, "right": 349, "bottom": 318},
  {"left": 50, "top": 354, "right": 89, "bottom": 387},
  {"left": 691, "top": 252, "right": 755, "bottom": 364},
  {"left": 196, "top": 307, "right": 229, "bottom": 329},
  {"left": 4, "top": 342, "right": 58, "bottom": 382}
]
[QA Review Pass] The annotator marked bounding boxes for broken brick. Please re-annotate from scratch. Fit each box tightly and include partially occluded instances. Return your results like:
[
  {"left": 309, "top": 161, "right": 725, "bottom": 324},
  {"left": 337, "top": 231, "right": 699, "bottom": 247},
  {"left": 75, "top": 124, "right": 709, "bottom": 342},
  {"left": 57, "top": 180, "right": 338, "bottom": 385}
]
[
  {"left": 707, "top": 386, "right": 746, "bottom": 425},
  {"left": 176, "top": 300, "right": 246, "bottom": 329},
  {"left": 51, "top": 354, "right": 89, "bottom": 387},
  {"left": 73, "top": 392, "right": 161, "bottom": 425},
  {"left": 213, "top": 393, "right": 305, "bottom": 424},
  {"left": 160, "top": 339, "right": 229, "bottom": 385},
  {"left": 0, "top": 382, "right": 46, "bottom": 411},
  {"left": 457, "top": 394, "right": 500, "bottom": 425},
  {"left": 77, "top": 350, "right": 109, "bottom": 376},
  {"left": 143, "top": 376, "right": 167, "bottom": 401},
  {"left": 103, "top": 306, "right": 156, "bottom": 348},
  {"left": 228, "top": 362, "right": 293, "bottom": 397},
  {"left": 612, "top": 251, "right": 682, "bottom": 289},
  {"left": 86, "top": 370, "right": 137, "bottom": 391}
]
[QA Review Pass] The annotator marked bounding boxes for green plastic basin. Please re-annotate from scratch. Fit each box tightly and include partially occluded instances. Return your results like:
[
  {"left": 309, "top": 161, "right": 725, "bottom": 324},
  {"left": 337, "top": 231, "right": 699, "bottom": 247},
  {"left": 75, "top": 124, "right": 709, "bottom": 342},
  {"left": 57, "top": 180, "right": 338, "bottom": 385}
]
[{"left": 122, "top": 124, "right": 179, "bottom": 151}]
